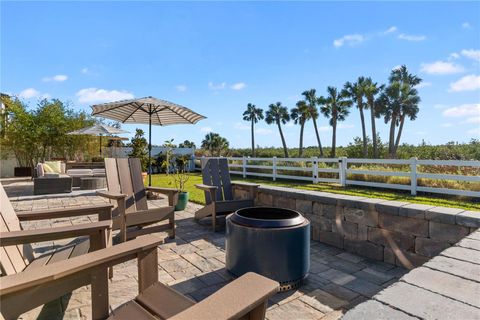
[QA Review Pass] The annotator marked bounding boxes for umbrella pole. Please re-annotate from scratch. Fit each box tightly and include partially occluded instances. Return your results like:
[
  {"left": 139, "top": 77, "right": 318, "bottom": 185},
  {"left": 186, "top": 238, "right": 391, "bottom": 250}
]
[{"left": 148, "top": 111, "right": 152, "bottom": 186}]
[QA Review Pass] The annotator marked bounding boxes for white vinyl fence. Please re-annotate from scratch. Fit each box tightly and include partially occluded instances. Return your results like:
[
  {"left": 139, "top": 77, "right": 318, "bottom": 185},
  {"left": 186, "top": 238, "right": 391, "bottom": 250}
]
[{"left": 195, "top": 156, "right": 480, "bottom": 198}]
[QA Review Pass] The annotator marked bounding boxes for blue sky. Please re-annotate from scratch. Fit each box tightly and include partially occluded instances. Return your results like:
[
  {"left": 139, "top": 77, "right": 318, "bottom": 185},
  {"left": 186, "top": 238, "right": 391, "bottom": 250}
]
[{"left": 2, "top": 1, "right": 479, "bottom": 148}]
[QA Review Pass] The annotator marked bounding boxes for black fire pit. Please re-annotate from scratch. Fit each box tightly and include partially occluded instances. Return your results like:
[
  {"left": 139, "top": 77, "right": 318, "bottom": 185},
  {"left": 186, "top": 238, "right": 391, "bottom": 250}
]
[{"left": 226, "top": 207, "right": 310, "bottom": 291}]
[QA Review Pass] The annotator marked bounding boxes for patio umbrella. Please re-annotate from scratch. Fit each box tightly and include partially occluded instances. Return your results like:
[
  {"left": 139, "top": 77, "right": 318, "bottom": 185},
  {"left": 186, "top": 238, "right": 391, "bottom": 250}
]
[
  {"left": 91, "top": 96, "right": 206, "bottom": 186},
  {"left": 68, "top": 123, "right": 129, "bottom": 155}
]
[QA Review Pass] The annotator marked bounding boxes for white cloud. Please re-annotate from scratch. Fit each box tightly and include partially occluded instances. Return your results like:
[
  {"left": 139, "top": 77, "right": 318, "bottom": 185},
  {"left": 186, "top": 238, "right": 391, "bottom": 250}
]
[
  {"left": 255, "top": 128, "right": 272, "bottom": 135},
  {"left": 462, "top": 22, "right": 471, "bottom": 29},
  {"left": 208, "top": 82, "right": 226, "bottom": 90},
  {"left": 175, "top": 85, "right": 187, "bottom": 92},
  {"left": 442, "top": 104, "right": 480, "bottom": 120},
  {"left": 18, "top": 88, "right": 40, "bottom": 98},
  {"left": 463, "top": 116, "right": 480, "bottom": 125},
  {"left": 231, "top": 82, "right": 246, "bottom": 90},
  {"left": 333, "top": 34, "right": 365, "bottom": 48},
  {"left": 81, "top": 68, "right": 89, "bottom": 74},
  {"left": 420, "top": 61, "right": 464, "bottom": 74},
  {"left": 398, "top": 33, "right": 426, "bottom": 42},
  {"left": 449, "top": 75, "right": 480, "bottom": 92},
  {"left": 200, "top": 126, "right": 213, "bottom": 133},
  {"left": 76, "top": 88, "right": 134, "bottom": 103},
  {"left": 449, "top": 52, "right": 460, "bottom": 60},
  {"left": 42, "top": 74, "right": 68, "bottom": 82},
  {"left": 441, "top": 123, "right": 453, "bottom": 128},
  {"left": 461, "top": 49, "right": 480, "bottom": 62},
  {"left": 384, "top": 26, "right": 397, "bottom": 34},
  {"left": 415, "top": 82, "right": 432, "bottom": 88},
  {"left": 234, "top": 122, "right": 249, "bottom": 130}
]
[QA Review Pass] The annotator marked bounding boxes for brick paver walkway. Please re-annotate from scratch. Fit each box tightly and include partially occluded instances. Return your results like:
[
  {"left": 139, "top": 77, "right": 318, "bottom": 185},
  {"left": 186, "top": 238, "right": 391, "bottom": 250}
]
[{"left": 4, "top": 182, "right": 407, "bottom": 320}]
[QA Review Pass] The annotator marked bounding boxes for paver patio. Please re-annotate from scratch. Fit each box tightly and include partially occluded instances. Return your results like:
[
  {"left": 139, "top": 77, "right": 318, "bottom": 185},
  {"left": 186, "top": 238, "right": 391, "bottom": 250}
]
[
  {"left": 3, "top": 180, "right": 407, "bottom": 320},
  {"left": 4, "top": 180, "right": 480, "bottom": 320}
]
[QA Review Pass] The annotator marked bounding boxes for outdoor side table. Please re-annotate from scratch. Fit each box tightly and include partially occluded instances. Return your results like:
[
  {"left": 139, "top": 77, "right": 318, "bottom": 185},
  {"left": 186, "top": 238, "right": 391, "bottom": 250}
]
[{"left": 33, "top": 176, "right": 73, "bottom": 195}]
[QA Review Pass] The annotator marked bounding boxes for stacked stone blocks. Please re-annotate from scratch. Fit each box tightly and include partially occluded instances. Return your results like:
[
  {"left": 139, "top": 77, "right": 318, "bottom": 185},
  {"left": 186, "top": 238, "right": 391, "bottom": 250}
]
[{"left": 254, "top": 186, "right": 479, "bottom": 269}]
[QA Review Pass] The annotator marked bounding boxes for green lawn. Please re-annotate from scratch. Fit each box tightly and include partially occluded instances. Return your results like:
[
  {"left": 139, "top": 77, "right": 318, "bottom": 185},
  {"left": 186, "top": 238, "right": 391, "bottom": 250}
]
[{"left": 149, "top": 173, "right": 479, "bottom": 211}]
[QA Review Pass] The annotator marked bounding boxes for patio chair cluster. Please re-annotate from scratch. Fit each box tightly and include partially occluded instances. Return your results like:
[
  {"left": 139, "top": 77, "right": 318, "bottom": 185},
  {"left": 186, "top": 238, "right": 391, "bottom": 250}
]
[{"left": 0, "top": 157, "right": 280, "bottom": 319}]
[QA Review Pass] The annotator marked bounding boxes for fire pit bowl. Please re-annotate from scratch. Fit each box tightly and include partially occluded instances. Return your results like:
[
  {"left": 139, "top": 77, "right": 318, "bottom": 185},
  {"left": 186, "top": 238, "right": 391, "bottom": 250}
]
[{"left": 226, "top": 207, "right": 310, "bottom": 291}]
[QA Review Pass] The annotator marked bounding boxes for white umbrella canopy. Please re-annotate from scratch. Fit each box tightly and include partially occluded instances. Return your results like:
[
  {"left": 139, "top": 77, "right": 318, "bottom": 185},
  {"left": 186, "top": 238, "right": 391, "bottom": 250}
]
[
  {"left": 68, "top": 123, "right": 129, "bottom": 136},
  {"left": 68, "top": 124, "right": 129, "bottom": 155},
  {"left": 91, "top": 96, "right": 206, "bottom": 185}
]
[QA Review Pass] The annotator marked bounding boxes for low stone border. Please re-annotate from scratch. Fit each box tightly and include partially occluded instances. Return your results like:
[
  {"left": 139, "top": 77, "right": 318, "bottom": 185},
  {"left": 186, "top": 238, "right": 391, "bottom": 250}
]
[{"left": 233, "top": 185, "right": 480, "bottom": 269}]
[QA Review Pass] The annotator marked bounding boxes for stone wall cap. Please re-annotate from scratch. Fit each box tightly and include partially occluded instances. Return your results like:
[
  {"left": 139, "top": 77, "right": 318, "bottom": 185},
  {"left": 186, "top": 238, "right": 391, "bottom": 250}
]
[
  {"left": 375, "top": 201, "right": 410, "bottom": 216},
  {"left": 456, "top": 211, "right": 480, "bottom": 228}
]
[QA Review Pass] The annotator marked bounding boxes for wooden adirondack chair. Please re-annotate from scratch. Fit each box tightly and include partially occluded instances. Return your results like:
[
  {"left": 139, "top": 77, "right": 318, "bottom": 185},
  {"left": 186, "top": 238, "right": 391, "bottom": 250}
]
[
  {"left": 195, "top": 158, "right": 259, "bottom": 231},
  {"left": 0, "top": 183, "right": 112, "bottom": 277},
  {"left": 0, "top": 235, "right": 279, "bottom": 320},
  {"left": 97, "top": 158, "right": 179, "bottom": 242}
]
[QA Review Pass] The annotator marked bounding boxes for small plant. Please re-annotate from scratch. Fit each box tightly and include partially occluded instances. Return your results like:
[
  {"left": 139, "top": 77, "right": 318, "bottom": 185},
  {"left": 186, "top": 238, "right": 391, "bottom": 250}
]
[{"left": 170, "top": 155, "right": 191, "bottom": 192}]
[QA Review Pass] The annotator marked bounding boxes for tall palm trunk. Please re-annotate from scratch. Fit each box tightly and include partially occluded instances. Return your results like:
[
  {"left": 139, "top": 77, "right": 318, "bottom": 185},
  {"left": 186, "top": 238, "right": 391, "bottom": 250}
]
[
  {"left": 369, "top": 97, "right": 378, "bottom": 158},
  {"left": 311, "top": 118, "right": 323, "bottom": 157},
  {"left": 299, "top": 121, "right": 305, "bottom": 157},
  {"left": 359, "top": 105, "right": 368, "bottom": 158},
  {"left": 251, "top": 119, "right": 255, "bottom": 157},
  {"left": 394, "top": 114, "right": 406, "bottom": 155},
  {"left": 277, "top": 121, "right": 289, "bottom": 158},
  {"left": 388, "top": 113, "right": 397, "bottom": 158},
  {"left": 331, "top": 119, "right": 337, "bottom": 158}
]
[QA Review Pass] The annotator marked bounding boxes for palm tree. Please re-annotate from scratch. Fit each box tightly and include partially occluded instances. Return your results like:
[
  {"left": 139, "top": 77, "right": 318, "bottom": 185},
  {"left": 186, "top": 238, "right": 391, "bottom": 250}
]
[
  {"left": 201, "top": 132, "right": 229, "bottom": 156},
  {"left": 290, "top": 101, "right": 311, "bottom": 157},
  {"left": 363, "top": 78, "right": 384, "bottom": 158},
  {"left": 242, "top": 103, "right": 264, "bottom": 157},
  {"left": 265, "top": 102, "right": 290, "bottom": 157},
  {"left": 319, "top": 87, "right": 352, "bottom": 157},
  {"left": 379, "top": 65, "right": 422, "bottom": 158},
  {"left": 343, "top": 77, "right": 367, "bottom": 158},
  {"left": 302, "top": 89, "right": 324, "bottom": 156}
]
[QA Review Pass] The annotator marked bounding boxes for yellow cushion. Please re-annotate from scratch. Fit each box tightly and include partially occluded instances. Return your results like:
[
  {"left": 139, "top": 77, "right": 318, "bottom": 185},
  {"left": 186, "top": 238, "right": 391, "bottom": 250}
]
[{"left": 44, "top": 161, "right": 61, "bottom": 174}]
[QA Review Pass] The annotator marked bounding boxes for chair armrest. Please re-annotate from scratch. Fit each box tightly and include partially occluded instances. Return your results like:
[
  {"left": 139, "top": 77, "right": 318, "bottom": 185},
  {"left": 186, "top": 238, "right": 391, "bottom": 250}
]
[
  {"left": 96, "top": 190, "right": 127, "bottom": 200},
  {"left": 145, "top": 187, "right": 179, "bottom": 206},
  {"left": 195, "top": 184, "right": 218, "bottom": 191},
  {"left": 0, "top": 220, "right": 112, "bottom": 246},
  {"left": 0, "top": 235, "right": 163, "bottom": 296},
  {"left": 170, "top": 272, "right": 279, "bottom": 320},
  {"left": 145, "top": 187, "right": 178, "bottom": 195},
  {"left": 16, "top": 204, "right": 113, "bottom": 221}
]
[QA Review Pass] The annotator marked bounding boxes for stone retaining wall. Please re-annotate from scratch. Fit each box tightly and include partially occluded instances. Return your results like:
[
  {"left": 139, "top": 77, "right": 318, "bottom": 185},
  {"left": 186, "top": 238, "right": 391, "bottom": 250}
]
[{"left": 234, "top": 185, "right": 480, "bottom": 269}]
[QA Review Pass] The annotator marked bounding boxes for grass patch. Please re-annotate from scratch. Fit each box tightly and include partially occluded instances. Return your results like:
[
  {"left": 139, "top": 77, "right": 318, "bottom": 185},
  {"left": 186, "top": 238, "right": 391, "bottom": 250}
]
[{"left": 148, "top": 173, "right": 479, "bottom": 211}]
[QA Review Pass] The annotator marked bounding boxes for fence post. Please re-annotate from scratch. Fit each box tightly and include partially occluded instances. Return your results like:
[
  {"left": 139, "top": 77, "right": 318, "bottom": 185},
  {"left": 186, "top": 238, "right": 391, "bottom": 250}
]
[
  {"left": 242, "top": 156, "right": 247, "bottom": 178},
  {"left": 410, "top": 157, "right": 417, "bottom": 196},
  {"left": 312, "top": 157, "right": 319, "bottom": 183},
  {"left": 272, "top": 156, "right": 277, "bottom": 181},
  {"left": 339, "top": 157, "right": 347, "bottom": 187}
]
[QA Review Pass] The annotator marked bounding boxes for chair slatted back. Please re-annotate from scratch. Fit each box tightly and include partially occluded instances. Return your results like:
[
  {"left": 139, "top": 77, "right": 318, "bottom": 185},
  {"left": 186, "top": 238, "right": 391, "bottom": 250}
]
[
  {"left": 0, "top": 184, "right": 34, "bottom": 275},
  {"left": 129, "top": 158, "right": 148, "bottom": 211},
  {"left": 104, "top": 158, "right": 148, "bottom": 214},
  {"left": 201, "top": 158, "right": 233, "bottom": 204}
]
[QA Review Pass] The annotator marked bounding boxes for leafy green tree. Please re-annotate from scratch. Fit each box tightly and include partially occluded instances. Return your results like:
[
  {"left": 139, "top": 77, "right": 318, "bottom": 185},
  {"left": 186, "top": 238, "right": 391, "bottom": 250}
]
[
  {"left": 290, "top": 101, "right": 311, "bottom": 157},
  {"left": 362, "top": 78, "right": 384, "bottom": 158},
  {"left": 320, "top": 87, "right": 352, "bottom": 157},
  {"left": 201, "top": 132, "right": 229, "bottom": 156},
  {"left": 265, "top": 102, "right": 290, "bottom": 158},
  {"left": 179, "top": 140, "right": 196, "bottom": 148},
  {"left": 343, "top": 77, "right": 368, "bottom": 158},
  {"left": 378, "top": 65, "right": 422, "bottom": 158},
  {"left": 302, "top": 89, "right": 324, "bottom": 156},
  {"left": 242, "top": 103, "right": 264, "bottom": 157},
  {"left": 128, "top": 128, "right": 149, "bottom": 171}
]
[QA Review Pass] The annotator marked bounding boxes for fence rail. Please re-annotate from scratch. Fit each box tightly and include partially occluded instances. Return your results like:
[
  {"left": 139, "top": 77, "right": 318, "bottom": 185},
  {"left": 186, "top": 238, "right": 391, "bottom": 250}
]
[{"left": 194, "top": 156, "right": 480, "bottom": 198}]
